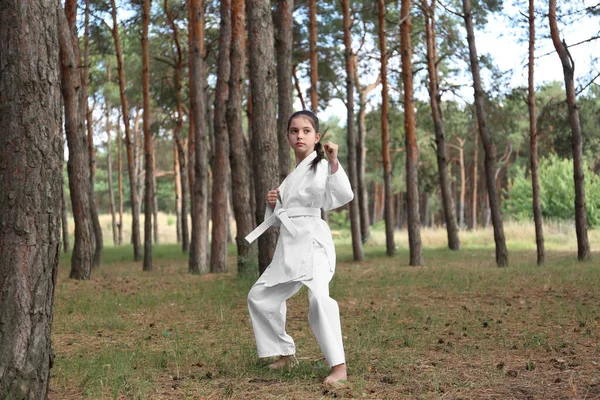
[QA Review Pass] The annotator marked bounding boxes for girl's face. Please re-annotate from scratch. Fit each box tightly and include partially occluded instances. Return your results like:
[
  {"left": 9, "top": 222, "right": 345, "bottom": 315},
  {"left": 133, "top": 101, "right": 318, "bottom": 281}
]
[{"left": 287, "top": 116, "right": 321, "bottom": 158}]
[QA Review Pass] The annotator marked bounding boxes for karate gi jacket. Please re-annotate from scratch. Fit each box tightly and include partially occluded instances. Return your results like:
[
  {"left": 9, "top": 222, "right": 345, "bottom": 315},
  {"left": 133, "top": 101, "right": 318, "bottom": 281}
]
[{"left": 247, "top": 150, "right": 354, "bottom": 287}]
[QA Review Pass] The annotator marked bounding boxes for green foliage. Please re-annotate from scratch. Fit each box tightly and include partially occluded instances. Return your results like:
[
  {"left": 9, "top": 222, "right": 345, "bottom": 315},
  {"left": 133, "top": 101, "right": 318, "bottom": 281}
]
[
  {"left": 328, "top": 209, "right": 350, "bottom": 231},
  {"left": 504, "top": 155, "right": 600, "bottom": 227}
]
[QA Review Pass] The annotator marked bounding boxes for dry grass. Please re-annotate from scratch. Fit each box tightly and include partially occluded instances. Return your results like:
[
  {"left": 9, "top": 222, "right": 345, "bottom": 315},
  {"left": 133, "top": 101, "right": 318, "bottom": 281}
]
[{"left": 50, "top": 223, "right": 600, "bottom": 399}]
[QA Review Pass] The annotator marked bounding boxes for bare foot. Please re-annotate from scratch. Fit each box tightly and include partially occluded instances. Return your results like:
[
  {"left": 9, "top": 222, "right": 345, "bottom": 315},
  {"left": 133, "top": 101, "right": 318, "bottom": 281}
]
[
  {"left": 323, "top": 363, "right": 347, "bottom": 387},
  {"left": 268, "top": 355, "right": 298, "bottom": 371}
]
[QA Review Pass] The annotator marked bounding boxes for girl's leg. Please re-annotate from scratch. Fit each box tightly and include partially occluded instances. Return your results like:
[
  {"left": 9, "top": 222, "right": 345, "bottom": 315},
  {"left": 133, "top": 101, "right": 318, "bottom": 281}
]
[
  {"left": 247, "top": 280, "right": 303, "bottom": 360},
  {"left": 303, "top": 246, "right": 346, "bottom": 370}
]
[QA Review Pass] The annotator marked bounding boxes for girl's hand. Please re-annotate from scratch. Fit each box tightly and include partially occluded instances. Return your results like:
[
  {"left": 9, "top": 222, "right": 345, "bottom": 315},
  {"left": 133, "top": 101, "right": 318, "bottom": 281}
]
[
  {"left": 266, "top": 189, "right": 280, "bottom": 209},
  {"left": 323, "top": 141, "right": 339, "bottom": 173}
]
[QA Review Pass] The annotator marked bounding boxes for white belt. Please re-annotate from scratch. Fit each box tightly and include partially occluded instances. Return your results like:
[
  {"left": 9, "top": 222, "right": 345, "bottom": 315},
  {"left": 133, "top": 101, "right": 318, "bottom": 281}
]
[{"left": 245, "top": 207, "right": 321, "bottom": 244}]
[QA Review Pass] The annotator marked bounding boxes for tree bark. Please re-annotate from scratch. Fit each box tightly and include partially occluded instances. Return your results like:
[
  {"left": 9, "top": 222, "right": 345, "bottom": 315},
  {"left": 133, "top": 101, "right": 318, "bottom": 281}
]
[
  {"left": 449, "top": 138, "right": 466, "bottom": 228},
  {"left": 210, "top": 0, "right": 232, "bottom": 274},
  {"left": 379, "top": 0, "right": 396, "bottom": 256},
  {"left": 292, "top": 64, "right": 307, "bottom": 110},
  {"left": 462, "top": 0, "right": 508, "bottom": 267},
  {"left": 0, "top": 0, "right": 62, "bottom": 395},
  {"left": 83, "top": 0, "right": 103, "bottom": 268},
  {"left": 549, "top": 0, "right": 590, "bottom": 261},
  {"left": 189, "top": 0, "right": 209, "bottom": 274},
  {"left": 342, "top": 0, "right": 364, "bottom": 261},
  {"left": 528, "top": 0, "right": 544, "bottom": 265},
  {"left": 106, "top": 98, "right": 118, "bottom": 246},
  {"left": 174, "top": 143, "right": 182, "bottom": 243},
  {"left": 422, "top": 0, "right": 460, "bottom": 250},
  {"left": 117, "top": 112, "right": 124, "bottom": 246},
  {"left": 106, "top": 63, "right": 118, "bottom": 246},
  {"left": 228, "top": 0, "right": 255, "bottom": 272},
  {"left": 354, "top": 61, "right": 378, "bottom": 243},
  {"left": 309, "top": 0, "right": 318, "bottom": 112},
  {"left": 165, "top": 0, "right": 189, "bottom": 252},
  {"left": 111, "top": 0, "right": 142, "bottom": 260},
  {"left": 275, "top": 0, "right": 294, "bottom": 182},
  {"left": 142, "top": 0, "right": 154, "bottom": 271},
  {"left": 400, "top": 0, "right": 424, "bottom": 265},
  {"left": 59, "top": 6, "right": 95, "bottom": 280},
  {"left": 247, "top": 0, "right": 280, "bottom": 275},
  {"left": 471, "top": 126, "right": 478, "bottom": 229}
]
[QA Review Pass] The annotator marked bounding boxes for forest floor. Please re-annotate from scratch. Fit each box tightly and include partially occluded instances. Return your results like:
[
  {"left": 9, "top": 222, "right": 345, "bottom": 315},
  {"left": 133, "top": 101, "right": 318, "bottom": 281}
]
[{"left": 50, "top": 222, "right": 600, "bottom": 399}]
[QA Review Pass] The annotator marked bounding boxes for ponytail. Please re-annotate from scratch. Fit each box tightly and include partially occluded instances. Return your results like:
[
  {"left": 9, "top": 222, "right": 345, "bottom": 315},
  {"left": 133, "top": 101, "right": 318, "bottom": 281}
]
[{"left": 310, "top": 141, "right": 325, "bottom": 172}]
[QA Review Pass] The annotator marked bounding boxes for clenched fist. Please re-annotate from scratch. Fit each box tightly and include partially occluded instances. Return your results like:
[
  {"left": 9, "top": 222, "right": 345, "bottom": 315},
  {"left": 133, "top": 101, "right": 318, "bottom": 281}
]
[
  {"left": 323, "top": 141, "right": 339, "bottom": 173},
  {"left": 266, "top": 189, "right": 280, "bottom": 209}
]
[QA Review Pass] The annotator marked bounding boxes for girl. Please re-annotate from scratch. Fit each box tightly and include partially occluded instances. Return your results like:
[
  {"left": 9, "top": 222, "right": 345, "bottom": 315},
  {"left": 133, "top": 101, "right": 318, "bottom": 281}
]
[{"left": 245, "top": 110, "right": 353, "bottom": 387}]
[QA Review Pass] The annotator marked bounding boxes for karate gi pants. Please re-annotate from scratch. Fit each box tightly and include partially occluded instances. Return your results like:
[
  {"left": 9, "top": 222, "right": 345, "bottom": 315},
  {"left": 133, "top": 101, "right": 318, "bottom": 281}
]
[{"left": 247, "top": 247, "right": 345, "bottom": 367}]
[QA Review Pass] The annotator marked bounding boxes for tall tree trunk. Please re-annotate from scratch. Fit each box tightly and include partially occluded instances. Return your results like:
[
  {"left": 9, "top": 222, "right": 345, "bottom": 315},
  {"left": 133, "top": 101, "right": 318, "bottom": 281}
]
[
  {"left": 189, "top": 0, "right": 209, "bottom": 274},
  {"left": 111, "top": 0, "right": 142, "bottom": 260},
  {"left": 83, "top": 0, "right": 103, "bottom": 268},
  {"left": 354, "top": 62, "right": 379, "bottom": 243},
  {"left": 309, "top": 0, "right": 318, "bottom": 112},
  {"left": 529, "top": 0, "right": 544, "bottom": 265},
  {"left": 187, "top": 0, "right": 196, "bottom": 248},
  {"left": 153, "top": 161, "right": 159, "bottom": 244},
  {"left": 247, "top": 0, "right": 279, "bottom": 275},
  {"left": 117, "top": 112, "right": 124, "bottom": 246},
  {"left": 106, "top": 62, "right": 118, "bottom": 246},
  {"left": 107, "top": 99, "right": 118, "bottom": 246},
  {"left": 462, "top": 0, "right": 508, "bottom": 267},
  {"left": 275, "top": 0, "right": 293, "bottom": 181},
  {"left": 471, "top": 126, "right": 478, "bottom": 229},
  {"left": 174, "top": 143, "right": 182, "bottom": 243},
  {"left": 342, "top": 0, "right": 364, "bottom": 261},
  {"left": 0, "top": 2, "right": 62, "bottom": 395},
  {"left": 422, "top": 0, "right": 460, "bottom": 250},
  {"left": 548, "top": 0, "right": 590, "bottom": 261},
  {"left": 400, "top": 0, "right": 423, "bottom": 265},
  {"left": 228, "top": 0, "right": 254, "bottom": 272},
  {"left": 59, "top": 6, "right": 95, "bottom": 280},
  {"left": 210, "top": 0, "right": 231, "bottom": 274},
  {"left": 142, "top": 0, "right": 154, "bottom": 271},
  {"left": 62, "top": 184, "right": 70, "bottom": 253},
  {"left": 165, "top": 0, "right": 189, "bottom": 252},
  {"left": 378, "top": 0, "right": 396, "bottom": 256},
  {"left": 449, "top": 138, "right": 466, "bottom": 228}
]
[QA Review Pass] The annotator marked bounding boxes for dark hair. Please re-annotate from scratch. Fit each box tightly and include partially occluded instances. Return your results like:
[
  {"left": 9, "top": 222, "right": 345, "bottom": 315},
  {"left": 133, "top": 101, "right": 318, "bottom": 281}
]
[{"left": 287, "top": 110, "right": 324, "bottom": 171}]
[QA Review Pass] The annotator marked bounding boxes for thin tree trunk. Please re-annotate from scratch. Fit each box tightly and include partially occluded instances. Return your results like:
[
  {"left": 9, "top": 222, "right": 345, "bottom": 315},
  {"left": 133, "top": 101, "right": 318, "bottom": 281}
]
[
  {"left": 462, "top": 0, "right": 508, "bottom": 267},
  {"left": 111, "top": 0, "right": 142, "bottom": 260},
  {"left": 400, "top": 0, "right": 423, "bottom": 265},
  {"left": 187, "top": 0, "right": 196, "bottom": 247},
  {"left": 275, "top": 0, "right": 294, "bottom": 181},
  {"left": 83, "top": 0, "right": 103, "bottom": 268},
  {"left": 107, "top": 99, "right": 118, "bottom": 246},
  {"left": 59, "top": 5, "right": 95, "bottom": 280},
  {"left": 422, "top": 0, "right": 460, "bottom": 250},
  {"left": 228, "top": 0, "right": 254, "bottom": 272},
  {"left": 378, "top": 0, "right": 396, "bottom": 256},
  {"left": 449, "top": 138, "right": 466, "bottom": 228},
  {"left": 142, "top": 0, "right": 153, "bottom": 271},
  {"left": 0, "top": 2, "right": 62, "bottom": 395},
  {"left": 471, "top": 126, "right": 478, "bottom": 229},
  {"left": 528, "top": 0, "right": 544, "bottom": 265},
  {"left": 247, "top": 0, "right": 279, "bottom": 275},
  {"left": 117, "top": 112, "right": 124, "bottom": 246},
  {"left": 548, "top": 0, "right": 590, "bottom": 261},
  {"left": 153, "top": 157, "right": 159, "bottom": 244},
  {"left": 106, "top": 62, "right": 118, "bottom": 246},
  {"left": 342, "top": 0, "right": 364, "bottom": 261},
  {"left": 62, "top": 184, "right": 70, "bottom": 252},
  {"left": 309, "top": 0, "right": 318, "bottom": 112},
  {"left": 174, "top": 143, "right": 182, "bottom": 243},
  {"left": 210, "top": 0, "right": 231, "bottom": 274},
  {"left": 354, "top": 61, "right": 379, "bottom": 243},
  {"left": 189, "top": 0, "right": 209, "bottom": 274},
  {"left": 165, "top": 0, "right": 189, "bottom": 252}
]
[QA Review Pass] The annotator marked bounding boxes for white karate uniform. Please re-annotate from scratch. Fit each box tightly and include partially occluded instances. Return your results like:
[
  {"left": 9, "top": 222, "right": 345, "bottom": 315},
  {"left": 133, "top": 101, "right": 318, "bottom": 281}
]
[{"left": 246, "top": 151, "right": 354, "bottom": 367}]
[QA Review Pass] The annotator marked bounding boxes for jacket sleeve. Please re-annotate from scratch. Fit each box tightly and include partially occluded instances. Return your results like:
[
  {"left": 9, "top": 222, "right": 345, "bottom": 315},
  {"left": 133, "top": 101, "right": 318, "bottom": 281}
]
[{"left": 323, "top": 160, "right": 354, "bottom": 211}]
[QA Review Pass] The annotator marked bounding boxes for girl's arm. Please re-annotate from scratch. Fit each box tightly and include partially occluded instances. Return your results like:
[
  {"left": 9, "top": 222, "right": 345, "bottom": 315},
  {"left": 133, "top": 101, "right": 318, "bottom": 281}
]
[{"left": 323, "top": 161, "right": 354, "bottom": 211}]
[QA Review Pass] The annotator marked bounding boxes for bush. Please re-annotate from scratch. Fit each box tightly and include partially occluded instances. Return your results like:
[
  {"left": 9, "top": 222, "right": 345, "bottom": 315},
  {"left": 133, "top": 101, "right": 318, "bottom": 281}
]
[{"left": 505, "top": 155, "right": 600, "bottom": 228}]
